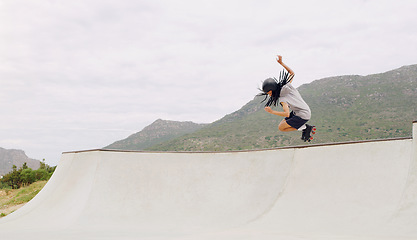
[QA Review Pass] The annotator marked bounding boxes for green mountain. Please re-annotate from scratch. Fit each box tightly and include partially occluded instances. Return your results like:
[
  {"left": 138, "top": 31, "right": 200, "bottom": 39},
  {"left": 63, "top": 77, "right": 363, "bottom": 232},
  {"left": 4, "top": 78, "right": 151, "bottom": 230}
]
[
  {"left": 104, "top": 119, "right": 208, "bottom": 150},
  {"left": 144, "top": 64, "right": 417, "bottom": 151}
]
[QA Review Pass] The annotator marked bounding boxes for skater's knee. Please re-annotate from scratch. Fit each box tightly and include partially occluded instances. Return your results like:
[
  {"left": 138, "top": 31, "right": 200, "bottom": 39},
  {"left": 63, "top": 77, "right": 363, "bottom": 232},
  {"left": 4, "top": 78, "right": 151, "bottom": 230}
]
[
  {"left": 278, "top": 120, "right": 297, "bottom": 132},
  {"left": 278, "top": 124, "right": 286, "bottom": 132},
  {"left": 278, "top": 122, "right": 292, "bottom": 132}
]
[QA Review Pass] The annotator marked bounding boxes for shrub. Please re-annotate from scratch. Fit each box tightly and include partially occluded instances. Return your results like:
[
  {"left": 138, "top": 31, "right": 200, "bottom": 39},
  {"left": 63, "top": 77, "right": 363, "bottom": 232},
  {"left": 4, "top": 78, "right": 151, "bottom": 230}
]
[
  {"left": 0, "top": 162, "right": 56, "bottom": 189},
  {"left": 20, "top": 169, "right": 35, "bottom": 186}
]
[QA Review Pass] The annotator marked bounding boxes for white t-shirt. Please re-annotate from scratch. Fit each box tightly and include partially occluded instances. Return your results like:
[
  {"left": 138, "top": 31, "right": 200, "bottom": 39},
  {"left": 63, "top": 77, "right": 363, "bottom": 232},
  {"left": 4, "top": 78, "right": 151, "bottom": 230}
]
[{"left": 279, "top": 83, "right": 311, "bottom": 120}]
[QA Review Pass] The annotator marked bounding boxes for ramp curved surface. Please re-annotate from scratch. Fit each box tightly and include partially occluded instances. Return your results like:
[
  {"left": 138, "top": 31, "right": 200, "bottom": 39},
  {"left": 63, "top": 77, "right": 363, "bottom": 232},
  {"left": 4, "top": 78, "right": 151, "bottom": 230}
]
[{"left": 1, "top": 122, "right": 417, "bottom": 240}]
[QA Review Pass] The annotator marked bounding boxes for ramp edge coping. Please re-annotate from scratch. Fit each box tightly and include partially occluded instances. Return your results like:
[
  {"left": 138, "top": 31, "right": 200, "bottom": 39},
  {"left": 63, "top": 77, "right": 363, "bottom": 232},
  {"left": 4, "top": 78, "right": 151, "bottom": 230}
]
[{"left": 62, "top": 136, "right": 412, "bottom": 155}]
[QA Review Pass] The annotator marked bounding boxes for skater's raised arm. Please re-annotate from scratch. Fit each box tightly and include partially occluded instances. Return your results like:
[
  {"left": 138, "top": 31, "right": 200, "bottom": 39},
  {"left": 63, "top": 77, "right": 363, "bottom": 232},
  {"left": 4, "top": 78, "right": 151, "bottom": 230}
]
[
  {"left": 276, "top": 55, "right": 294, "bottom": 75},
  {"left": 276, "top": 55, "right": 295, "bottom": 83}
]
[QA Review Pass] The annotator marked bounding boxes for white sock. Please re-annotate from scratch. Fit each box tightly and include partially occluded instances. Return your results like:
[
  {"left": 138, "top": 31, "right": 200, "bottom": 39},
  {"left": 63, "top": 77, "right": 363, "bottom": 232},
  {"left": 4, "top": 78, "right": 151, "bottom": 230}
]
[{"left": 298, "top": 124, "right": 306, "bottom": 131}]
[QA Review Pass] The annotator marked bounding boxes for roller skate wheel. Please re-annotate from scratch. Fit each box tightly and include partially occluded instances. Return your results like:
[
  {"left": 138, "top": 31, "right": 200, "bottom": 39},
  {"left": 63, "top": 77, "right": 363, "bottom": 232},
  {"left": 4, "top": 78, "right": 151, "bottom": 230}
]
[
  {"left": 310, "top": 137, "right": 313, "bottom": 140},
  {"left": 312, "top": 127, "right": 317, "bottom": 131},
  {"left": 312, "top": 131, "right": 316, "bottom": 134}
]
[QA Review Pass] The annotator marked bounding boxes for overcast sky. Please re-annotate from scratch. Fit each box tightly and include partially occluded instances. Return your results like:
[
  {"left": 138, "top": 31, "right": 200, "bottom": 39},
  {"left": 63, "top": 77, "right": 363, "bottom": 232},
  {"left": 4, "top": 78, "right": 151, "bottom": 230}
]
[{"left": 1, "top": 0, "right": 416, "bottom": 166}]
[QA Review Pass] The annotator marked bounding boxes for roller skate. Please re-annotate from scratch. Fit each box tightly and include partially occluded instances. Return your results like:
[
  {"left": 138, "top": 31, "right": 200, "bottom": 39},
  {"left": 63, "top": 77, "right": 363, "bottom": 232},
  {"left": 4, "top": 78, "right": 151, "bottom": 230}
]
[{"left": 301, "top": 124, "right": 316, "bottom": 142}]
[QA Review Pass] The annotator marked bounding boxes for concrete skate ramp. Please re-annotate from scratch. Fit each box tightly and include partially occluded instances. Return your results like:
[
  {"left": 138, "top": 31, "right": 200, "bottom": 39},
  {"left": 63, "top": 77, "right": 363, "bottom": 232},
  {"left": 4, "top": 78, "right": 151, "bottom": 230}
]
[{"left": 1, "top": 121, "right": 417, "bottom": 240}]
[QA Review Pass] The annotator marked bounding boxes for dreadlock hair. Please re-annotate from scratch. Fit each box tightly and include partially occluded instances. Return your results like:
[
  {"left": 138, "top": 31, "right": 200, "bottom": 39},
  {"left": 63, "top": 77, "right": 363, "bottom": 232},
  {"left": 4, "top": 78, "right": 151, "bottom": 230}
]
[{"left": 257, "top": 69, "right": 294, "bottom": 107}]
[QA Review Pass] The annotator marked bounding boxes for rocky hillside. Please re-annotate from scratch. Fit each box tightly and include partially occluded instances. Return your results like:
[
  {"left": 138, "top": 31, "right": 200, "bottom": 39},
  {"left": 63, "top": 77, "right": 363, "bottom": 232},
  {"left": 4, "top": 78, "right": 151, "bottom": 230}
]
[
  {"left": 104, "top": 119, "right": 208, "bottom": 150},
  {"left": 0, "top": 148, "right": 40, "bottom": 176}
]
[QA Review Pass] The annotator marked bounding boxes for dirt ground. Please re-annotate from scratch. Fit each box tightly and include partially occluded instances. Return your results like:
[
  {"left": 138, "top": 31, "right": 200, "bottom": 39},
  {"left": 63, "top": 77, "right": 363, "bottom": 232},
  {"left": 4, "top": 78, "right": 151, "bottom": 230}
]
[
  {"left": 0, "top": 182, "right": 46, "bottom": 217},
  {"left": 1, "top": 202, "right": 26, "bottom": 216}
]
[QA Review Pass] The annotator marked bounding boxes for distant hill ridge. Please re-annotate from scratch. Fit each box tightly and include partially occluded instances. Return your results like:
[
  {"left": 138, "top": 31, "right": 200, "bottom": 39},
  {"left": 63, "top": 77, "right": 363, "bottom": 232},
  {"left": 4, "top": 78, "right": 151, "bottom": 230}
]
[
  {"left": 104, "top": 119, "right": 208, "bottom": 150},
  {"left": 106, "top": 64, "right": 417, "bottom": 151},
  {"left": 0, "top": 148, "right": 40, "bottom": 176}
]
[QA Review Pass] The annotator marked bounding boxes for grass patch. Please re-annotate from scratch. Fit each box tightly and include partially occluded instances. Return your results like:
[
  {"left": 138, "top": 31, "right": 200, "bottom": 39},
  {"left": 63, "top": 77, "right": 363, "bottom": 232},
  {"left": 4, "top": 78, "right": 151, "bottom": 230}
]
[{"left": 0, "top": 181, "right": 47, "bottom": 218}]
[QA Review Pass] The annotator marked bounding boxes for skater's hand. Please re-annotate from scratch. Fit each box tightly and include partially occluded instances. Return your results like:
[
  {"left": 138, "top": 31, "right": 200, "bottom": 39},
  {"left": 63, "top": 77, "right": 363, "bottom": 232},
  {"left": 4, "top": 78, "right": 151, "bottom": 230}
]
[
  {"left": 276, "top": 55, "right": 283, "bottom": 64},
  {"left": 264, "top": 107, "right": 273, "bottom": 113}
]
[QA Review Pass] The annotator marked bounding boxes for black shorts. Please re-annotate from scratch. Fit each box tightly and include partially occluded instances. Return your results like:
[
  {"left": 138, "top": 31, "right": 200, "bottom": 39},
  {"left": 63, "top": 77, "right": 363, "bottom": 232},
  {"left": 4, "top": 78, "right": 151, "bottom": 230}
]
[{"left": 285, "top": 111, "right": 309, "bottom": 129}]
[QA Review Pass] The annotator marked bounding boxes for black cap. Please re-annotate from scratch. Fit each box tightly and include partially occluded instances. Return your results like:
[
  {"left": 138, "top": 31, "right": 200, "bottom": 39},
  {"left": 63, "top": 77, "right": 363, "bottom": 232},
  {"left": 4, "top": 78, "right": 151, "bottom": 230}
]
[{"left": 262, "top": 78, "right": 278, "bottom": 93}]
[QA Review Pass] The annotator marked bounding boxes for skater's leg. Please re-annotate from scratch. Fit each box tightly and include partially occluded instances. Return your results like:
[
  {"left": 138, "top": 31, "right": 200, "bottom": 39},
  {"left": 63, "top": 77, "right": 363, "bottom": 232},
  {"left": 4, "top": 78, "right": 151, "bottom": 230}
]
[{"left": 278, "top": 119, "right": 297, "bottom": 132}]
